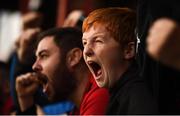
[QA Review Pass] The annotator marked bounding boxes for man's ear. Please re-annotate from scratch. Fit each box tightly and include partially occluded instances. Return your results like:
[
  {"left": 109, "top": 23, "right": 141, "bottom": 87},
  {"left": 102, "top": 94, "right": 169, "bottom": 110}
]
[
  {"left": 124, "top": 42, "right": 135, "bottom": 60},
  {"left": 66, "top": 48, "right": 82, "bottom": 69}
]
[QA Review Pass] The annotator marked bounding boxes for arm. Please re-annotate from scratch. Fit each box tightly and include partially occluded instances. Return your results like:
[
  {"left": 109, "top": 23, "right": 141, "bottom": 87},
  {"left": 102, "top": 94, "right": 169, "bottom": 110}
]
[
  {"left": 15, "top": 72, "right": 40, "bottom": 113},
  {"left": 147, "top": 18, "right": 180, "bottom": 70}
]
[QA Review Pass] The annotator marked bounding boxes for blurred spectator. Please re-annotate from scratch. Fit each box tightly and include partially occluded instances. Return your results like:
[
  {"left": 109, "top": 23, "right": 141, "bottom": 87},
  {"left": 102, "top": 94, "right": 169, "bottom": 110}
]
[
  {"left": 137, "top": 0, "right": 180, "bottom": 114},
  {"left": 9, "top": 11, "right": 44, "bottom": 113}
]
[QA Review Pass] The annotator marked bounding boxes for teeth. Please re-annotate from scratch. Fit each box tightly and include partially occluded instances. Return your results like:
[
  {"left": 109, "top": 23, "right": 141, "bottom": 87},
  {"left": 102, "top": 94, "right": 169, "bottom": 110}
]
[
  {"left": 97, "top": 70, "right": 102, "bottom": 76},
  {"left": 43, "top": 83, "right": 48, "bottom": 93}
]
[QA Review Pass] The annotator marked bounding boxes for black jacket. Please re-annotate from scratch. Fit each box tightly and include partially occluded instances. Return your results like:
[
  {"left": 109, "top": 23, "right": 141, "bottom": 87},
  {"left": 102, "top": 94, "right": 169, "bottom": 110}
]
[{"left": 106, "top": 62, "right": 158, "bottom": 114}]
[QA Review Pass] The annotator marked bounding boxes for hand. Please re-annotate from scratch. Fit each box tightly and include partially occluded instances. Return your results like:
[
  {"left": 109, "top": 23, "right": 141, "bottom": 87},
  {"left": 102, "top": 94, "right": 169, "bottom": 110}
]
[
  {"left": 22, "top": 11, "right": 42, "bottom": 30},
  {"left": 147, "top": 18, "right": 180, "bottom": 70},
  {"left": 16, "top": 28, "right": 41, "bottom": 65},
  {"left": 63, "top": 10, "right": 84, "bottom": 27},
  {"left": 16, "top": 72, "right": 40, "bottom": 111},
  {"left": 16, "top": 72, "right": 41, "bottom": 97}
]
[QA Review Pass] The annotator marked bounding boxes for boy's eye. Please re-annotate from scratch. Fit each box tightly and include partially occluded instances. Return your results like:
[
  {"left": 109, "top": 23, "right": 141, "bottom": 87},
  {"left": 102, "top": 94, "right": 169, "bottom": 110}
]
[
  {"left": 95, "top": 40, "right": 102, "bottom": 43},
  {"left": 95, "top": 39, "right": 104, "bottom": 44},
  {"left": 94, "top": 36, "right": 104, "bottom": 43}
]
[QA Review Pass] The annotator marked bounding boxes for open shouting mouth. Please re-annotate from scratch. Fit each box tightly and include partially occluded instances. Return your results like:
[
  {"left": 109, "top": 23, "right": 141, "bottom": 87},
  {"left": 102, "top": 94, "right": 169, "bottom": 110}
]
[
  {"left": 35, "top": 73, "right": 49, "bottom": 93},
  {"left": 87, "top": 61, "right": 102, "bottom": 80}
]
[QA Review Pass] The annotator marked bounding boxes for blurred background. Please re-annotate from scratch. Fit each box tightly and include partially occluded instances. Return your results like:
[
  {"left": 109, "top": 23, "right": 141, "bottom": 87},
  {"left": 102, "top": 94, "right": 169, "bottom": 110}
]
[{"left": 0, "top": 0, "right": 137, "bottom": 63}]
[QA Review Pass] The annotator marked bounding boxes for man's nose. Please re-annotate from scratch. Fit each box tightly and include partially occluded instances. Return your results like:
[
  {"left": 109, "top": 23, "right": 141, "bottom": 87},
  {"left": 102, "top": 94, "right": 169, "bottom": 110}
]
[
  {"left": 83, "top": 44, "right": 94, "bottom": 57},
  {"left": 32, "top": 60, "right": 42, "bottom": 72}
]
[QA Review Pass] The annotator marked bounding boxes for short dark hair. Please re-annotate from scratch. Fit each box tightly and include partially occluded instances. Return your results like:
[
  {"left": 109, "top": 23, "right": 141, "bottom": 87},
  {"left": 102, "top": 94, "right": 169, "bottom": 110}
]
[{"left": 37, "top": 27, "right": 83, "bottom": 55}]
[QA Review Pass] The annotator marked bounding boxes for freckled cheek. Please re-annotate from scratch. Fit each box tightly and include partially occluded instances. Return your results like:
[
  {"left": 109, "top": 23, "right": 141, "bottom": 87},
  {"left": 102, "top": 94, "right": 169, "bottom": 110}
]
[
  {"left": 98, "top": 46, "right": 116, "bottom": 59},
  {"left": 101, "top": 48, "right": 120, "bottom": 68}
]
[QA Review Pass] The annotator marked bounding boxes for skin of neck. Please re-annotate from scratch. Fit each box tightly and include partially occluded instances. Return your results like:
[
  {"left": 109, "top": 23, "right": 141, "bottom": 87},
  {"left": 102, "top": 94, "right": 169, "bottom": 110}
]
[{"left": 69, "top": 63, "right": 91, "bottom": 108}]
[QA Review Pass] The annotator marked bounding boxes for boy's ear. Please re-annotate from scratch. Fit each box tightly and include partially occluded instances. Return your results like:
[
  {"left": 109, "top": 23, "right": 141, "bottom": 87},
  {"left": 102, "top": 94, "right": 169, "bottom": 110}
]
[
  {"left": 66, "top": 48, "right": 82, "bottom": 70},
  {"left": 124, "top": 42, "right": 135, "bottom": 60}
]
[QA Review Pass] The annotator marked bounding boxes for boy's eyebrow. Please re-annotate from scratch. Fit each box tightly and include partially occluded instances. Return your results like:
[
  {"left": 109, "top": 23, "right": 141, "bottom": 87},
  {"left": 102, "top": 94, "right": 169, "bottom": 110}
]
[{"left": 82, "top": 33, "right": 105, "bottom": 40}]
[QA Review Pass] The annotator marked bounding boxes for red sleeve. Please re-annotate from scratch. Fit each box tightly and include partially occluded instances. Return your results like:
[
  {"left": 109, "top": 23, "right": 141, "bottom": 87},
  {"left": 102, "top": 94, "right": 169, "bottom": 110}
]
[{"left": 79, "top": 78, "right": 109, "bottom": 115}]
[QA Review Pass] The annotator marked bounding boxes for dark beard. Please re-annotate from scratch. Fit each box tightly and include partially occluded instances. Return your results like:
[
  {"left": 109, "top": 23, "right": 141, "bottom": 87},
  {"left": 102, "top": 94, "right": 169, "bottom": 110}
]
[{"left": 49, "top": 58, "right": 78, "bottom": 103}]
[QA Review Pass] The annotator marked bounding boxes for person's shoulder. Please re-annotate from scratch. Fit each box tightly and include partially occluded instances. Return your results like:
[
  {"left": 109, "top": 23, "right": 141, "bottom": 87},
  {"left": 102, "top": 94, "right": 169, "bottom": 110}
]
[
  {"left": 87, "top": 82, "right": 109, "bottom": 100},
  {"left": 127, "top": 78, "right": 150, "bottom": 95},
  {"left": 88, "top": 75, "right": 108, "bottom": 93},
  {"left": 115, "top": 78, "right": 151, "bottom": 100},
  {"left": 79, "top": 78, "right": 109, "bottom": 115},
  {"left": 83, "top": 75, "right": 109, "bottom": 102}
]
